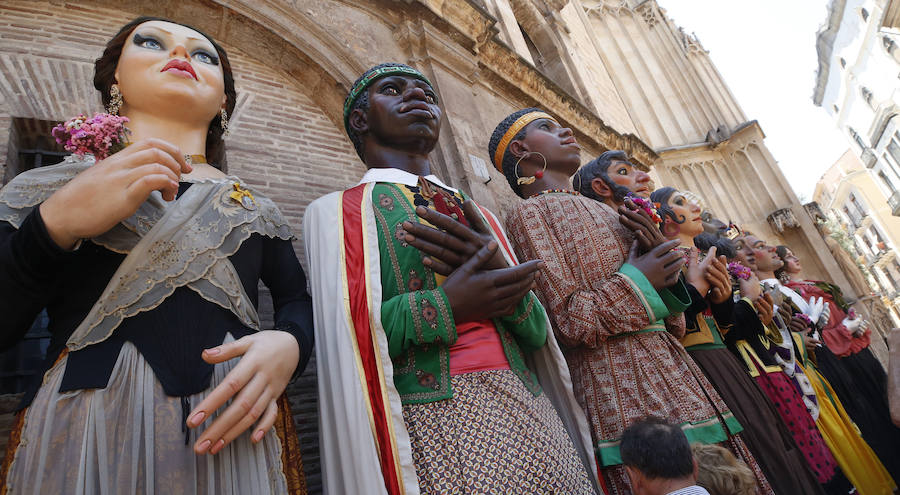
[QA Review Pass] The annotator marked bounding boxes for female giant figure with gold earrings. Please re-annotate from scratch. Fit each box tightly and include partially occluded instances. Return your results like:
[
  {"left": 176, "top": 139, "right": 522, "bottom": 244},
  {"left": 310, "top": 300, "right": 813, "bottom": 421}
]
[{"left": 0, "top": 17, "right": 312, "bottom": 494}]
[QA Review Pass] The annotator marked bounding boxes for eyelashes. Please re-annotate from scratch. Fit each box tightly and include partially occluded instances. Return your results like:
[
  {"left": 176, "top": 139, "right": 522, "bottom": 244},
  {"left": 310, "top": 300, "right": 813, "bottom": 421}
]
[{"left": 132, "top": 32, "right": 219, "bottom": 66}]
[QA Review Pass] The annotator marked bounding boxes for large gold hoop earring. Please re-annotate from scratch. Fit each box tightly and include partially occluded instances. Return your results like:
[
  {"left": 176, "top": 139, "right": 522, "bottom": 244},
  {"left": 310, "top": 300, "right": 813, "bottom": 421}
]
[
  {"left": 515, "top": 151, "right": 548, "bottom": 185},
  {"left": 107, "top": 84, "right": 123, "bottom": 115}
]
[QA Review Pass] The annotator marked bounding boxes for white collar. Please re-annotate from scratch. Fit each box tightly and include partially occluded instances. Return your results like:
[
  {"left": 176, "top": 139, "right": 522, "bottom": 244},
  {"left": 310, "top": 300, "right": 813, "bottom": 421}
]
[
  {"left": 357, "top": 167, "right": 458, "bottom": 194},
  {"left": 761, "top": 278, "right": 809, "bottom": 313}
]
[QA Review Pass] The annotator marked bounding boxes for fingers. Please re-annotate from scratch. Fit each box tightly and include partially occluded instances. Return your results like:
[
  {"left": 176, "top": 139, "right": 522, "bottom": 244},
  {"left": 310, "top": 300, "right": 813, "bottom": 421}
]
[
  {"left": 123, "top": 138, "right": 191, "bottom": 174},
  {"left": 491, "top": 272, "right": 537, "bottom": 299},
  {"left": 125, "top": 174, "right": 180, "bottom": 202},
  {"left": 490, "top": 259, "right": 543, "bottom": 287},
  {"left": 403, "top": 221, "right": 470, "bottom": 256},
  {"left": 626, "top": 239, "right": 640, "bottom": 262},
  {"left": 202, "top": 336, "right": 253, "bottom": 365},
  {"left": 194, "top": 373, "right": 269, "bottom": 454},
  {"left": 187, "top": 353, "right": 253, "bottom": 429},
  {"left": 415, "top": 206, "right": 479, "bottom": 243},
  {"left": 651, "top": 239, "right": 681, "bottom": 257},
  {"left": 461, "top": 200, "right": 491, "bottom": 235},
  {"left": 252, "top": 401, "right": 279, "bottom": 444},
  {"left": 635, "top": 230, "right": 653, "bottom": 252},
  {"left": 457, "top": 240, "right": 498, "bottom": 274},
  {"left": 404, "top": 232, "right": 466, "bottom": 268},
  {"left": 422, "top": 256, "right": 454, "bottom": 276}
]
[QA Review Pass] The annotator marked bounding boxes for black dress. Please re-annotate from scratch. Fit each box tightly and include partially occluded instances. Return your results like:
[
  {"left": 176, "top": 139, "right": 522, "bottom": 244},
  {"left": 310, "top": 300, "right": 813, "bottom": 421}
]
[
  {"left": 0, "top": 182, "right": 314, "bottom": 410},
  {"left": 682, "top": 285, "right": 827, "bottom": 495}
]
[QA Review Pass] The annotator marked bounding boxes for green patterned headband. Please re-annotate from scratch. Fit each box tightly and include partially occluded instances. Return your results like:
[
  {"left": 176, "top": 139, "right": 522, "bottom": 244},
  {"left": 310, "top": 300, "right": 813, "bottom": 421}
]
[{"left": 343, "top": 65, "right": 433, "bottom": 134}]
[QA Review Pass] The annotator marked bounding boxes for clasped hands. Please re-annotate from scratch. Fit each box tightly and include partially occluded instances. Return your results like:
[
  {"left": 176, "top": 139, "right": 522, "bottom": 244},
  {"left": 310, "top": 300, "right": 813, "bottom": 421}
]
[{"left": 401, "top": 201, "right": 541, "bottom": 323}]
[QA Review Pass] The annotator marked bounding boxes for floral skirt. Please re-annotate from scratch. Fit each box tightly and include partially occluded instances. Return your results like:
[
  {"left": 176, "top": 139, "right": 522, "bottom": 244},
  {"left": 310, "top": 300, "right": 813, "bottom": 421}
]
[
  {"left": 401, "top": 369, "right": 594, "bottom": 495},
  {"left": 1, "top": 339, "right": 305, "bottom": 494}
]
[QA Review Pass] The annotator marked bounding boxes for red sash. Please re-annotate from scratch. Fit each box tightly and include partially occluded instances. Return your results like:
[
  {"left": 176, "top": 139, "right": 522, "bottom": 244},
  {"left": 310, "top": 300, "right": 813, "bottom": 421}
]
[{"left": 341, "top": 184, "right": 403, "bottom": 495}]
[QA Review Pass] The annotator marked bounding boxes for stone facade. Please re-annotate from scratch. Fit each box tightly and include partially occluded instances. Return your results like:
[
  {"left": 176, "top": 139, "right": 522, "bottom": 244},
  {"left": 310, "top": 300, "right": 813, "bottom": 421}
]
[
  {"left": 814, "top": 0, "right": 900, "bottom": 216},
  {"left": 814, "top": 150, "right": 900, "bottom": 346},
  {"left": 0, "top": 0, "right": 855, "bottom": 492}
]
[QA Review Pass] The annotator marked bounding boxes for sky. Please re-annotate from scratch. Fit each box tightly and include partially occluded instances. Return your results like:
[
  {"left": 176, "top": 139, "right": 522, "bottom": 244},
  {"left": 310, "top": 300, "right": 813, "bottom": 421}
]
[{"left": 658, "top": 1, "right": 849, "bottom": 201}]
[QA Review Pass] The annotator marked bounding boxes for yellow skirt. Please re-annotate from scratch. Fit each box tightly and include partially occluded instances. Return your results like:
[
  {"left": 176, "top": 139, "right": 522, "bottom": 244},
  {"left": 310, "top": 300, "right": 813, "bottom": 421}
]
[{"left": 798, "top": 360, "right": 896, "bottom": 495}]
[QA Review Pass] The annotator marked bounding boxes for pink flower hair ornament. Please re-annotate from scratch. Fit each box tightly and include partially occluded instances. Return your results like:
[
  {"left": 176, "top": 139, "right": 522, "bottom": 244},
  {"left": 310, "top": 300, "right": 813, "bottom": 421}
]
[
  {"left": 727, "top": 262, "right": 752, "bottom": 280},
  {"left": 52, "top": 113, "right": 130, "bottom": 161},
  {"left": 625, "top": 193, "right": 662, "bottom": 224}
]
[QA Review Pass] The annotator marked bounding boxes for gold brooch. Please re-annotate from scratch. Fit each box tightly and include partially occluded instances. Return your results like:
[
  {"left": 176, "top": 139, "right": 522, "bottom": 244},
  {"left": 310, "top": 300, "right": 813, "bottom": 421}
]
[{"left": 229, "top": 182, "right": 256, "bottom": 210}]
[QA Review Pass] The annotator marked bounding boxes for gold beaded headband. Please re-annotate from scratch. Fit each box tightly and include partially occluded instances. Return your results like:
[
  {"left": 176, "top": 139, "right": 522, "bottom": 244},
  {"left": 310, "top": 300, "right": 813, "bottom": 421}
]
[{"left": 492, "top": 111, "right": 558, "bottom": 172}]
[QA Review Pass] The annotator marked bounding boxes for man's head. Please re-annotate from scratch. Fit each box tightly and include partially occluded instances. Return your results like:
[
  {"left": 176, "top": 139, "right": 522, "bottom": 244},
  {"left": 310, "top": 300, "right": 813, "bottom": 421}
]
[
  {"left": 621, "top": 417, "right": 698, "bottom": 495},
  {"left": 573, "top": 150, "right": 650, "bottom": 207},
  {"left": 736, "top": 233, "right": 782, "bottom": 275},
  {"left": 344, "top": 63, "right": 441, "bottom": 163}
]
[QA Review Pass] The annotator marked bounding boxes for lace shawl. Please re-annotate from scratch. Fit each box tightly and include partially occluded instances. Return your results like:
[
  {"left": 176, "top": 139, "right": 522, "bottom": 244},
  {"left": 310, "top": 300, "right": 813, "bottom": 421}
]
[{"left": 0, "top": 155, "right": 293, "bottom": 350}]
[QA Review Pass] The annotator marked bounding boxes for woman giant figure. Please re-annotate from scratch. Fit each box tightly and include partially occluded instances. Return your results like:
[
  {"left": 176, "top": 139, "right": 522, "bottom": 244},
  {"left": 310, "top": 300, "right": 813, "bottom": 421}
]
[{"left": 0, "top": 17, "right": 312, "bottom": 493}]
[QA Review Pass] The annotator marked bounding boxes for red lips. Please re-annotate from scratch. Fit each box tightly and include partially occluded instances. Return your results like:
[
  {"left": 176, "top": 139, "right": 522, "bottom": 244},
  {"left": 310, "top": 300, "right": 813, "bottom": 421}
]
[{"left": 161, "top": 59, "right": 197, "bottom": 79}]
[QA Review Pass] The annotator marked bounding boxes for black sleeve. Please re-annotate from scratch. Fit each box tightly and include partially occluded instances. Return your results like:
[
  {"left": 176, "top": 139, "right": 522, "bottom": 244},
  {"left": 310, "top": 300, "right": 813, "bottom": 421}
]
[
  {"left": 0, "top": 208, "right": 68, "bottom": 350},
  {"left": 708, "top": 294, "right": 736, "bottom": 342},
  {"left": 260, "top": 237, "right": 314, "bottom": 376},
  {"left": 728, "top": 298, "right": 763, "bottom": 346},
  {"left": 684, "top": 283, "right": 709, "bottom": 325}
]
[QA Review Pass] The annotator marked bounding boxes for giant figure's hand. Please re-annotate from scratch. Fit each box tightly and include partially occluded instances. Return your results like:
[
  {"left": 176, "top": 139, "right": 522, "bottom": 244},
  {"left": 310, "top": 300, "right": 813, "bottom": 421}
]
[
  {"left": 618, "top": 198, "right": 667, "bottom": 253},
  {"left": 40, "top": 139, "right": 191, "bottom": 249},
  {"left": 186, "top": 330, "right": 299, "bottom": 455},
  {"left": 402, "top": 201, "right": 507, "bottom": 274},
  {"left": 626, "top": 239, "right": 684, "bottom": 290},
  {"left": 442, "top": 241, "right": 542, "bottom": 323}
]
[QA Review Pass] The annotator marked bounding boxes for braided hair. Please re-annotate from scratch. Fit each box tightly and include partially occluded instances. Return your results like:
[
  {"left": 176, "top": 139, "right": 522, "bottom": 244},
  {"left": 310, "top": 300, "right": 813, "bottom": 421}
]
[{"left": 488, "top": 108, "right": 543, "bottom": 198}]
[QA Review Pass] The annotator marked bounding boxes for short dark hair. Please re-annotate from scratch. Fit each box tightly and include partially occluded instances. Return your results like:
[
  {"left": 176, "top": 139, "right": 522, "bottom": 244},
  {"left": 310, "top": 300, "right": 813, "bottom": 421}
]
[
  {"left": 93, "top": 16, "right": 236, "bottom": 168},
  {"left": 694, "top": 232, "right": 737, "bottom": 259},
  {"left": 774, "top": 245, "right": 790, "bottom": 281},
  {"left": 620, "top": 417, "right": 694, "bottom": 479},
  {"left": 573, "top": 150, "right": 632, "bottom": 203}
]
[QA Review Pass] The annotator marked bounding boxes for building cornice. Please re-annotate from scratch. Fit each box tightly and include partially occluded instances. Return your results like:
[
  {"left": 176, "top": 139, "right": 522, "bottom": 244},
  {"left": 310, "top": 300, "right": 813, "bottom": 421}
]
[
  {"left": 404, "top": 0, "right": 659, "bottom": 167},
  {"left": 813, "top": 0, "right": 848, "bottom": 106}
]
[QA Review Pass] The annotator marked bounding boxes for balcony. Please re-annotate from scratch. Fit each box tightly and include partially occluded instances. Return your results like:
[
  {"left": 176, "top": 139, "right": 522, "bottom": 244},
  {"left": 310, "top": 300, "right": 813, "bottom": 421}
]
[{"left": 890, "top": 190, "right": 900, "bottom": 216}]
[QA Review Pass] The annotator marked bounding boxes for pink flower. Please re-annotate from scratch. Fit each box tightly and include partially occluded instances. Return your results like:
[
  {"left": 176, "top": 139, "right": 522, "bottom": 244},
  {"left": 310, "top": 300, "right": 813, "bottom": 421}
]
[
  {"left": 626, "top": 193, "right": 663, "bottom": 223},
  {"left": 727, "top": 262, "right": 752, "bottom": 280},
  {"left": 52, "top": 113, "right": 130, "bottom": 160}
]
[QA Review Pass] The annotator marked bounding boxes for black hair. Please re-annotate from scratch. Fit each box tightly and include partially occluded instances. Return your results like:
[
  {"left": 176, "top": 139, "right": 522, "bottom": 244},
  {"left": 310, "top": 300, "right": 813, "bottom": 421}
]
[
  {"left": 650, "top": 186, "right": 687, "bottom": 225},
  {"left": 573, "top": 150, "right": 632, "bottom": 203},
  {"left": 620, "top": 417, "right": 694, "bottom": 480},
  {"left": 774, "top": 245, "right": 790, "bottom": 281},
  {"left": 94, "top": 16, "right": 235, "bottom": 168},
  {"left": 488, "top": 107, "right": 543, "bottom": 198},
  {"left": 344, "top": 62, "right": 422, "bottom": 161},
  {"left": 694, "top": 232, "right": 737, "bottom": 259}
]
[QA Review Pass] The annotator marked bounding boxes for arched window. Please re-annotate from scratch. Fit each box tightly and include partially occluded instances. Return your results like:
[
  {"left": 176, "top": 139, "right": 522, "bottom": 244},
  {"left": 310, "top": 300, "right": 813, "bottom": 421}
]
[
  {"left": 861, "top": 8, "right": 870, "bottom": 21},
  {"left": 840, "top": 57, "right": 847, "bottom": 68},
  {"left": 518, "top": 24, "right": 543, "bottom": 67},
  {"left": 833, "top": 104, "right": 841, "bottom": 113}
]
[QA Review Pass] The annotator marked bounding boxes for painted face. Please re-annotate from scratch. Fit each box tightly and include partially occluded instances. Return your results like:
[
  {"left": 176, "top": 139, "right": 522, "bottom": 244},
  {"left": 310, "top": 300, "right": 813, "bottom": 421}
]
[
  {"left": 363, "top": 74, "right": 442, "bottom": 151},
  {"left": 516, "top": 118, "right": 581, "bottom": 175},
  {"left": 607, "top": 160, "right": 652, "bottom": 198},
  {"left": 116, "top": 20, "right": 225, "bottom": 124},
  {"left": 742, "top": 234, "right": 783, "bottom": 272},
  {"left": 667, "top": 191, "right": 704, "bottom": 237},
  {"left": 783, "top": 248, "right": 802, "bottom": 274},
  {"left": 733, "top": 237, "right": 758, "bottom": 270}
]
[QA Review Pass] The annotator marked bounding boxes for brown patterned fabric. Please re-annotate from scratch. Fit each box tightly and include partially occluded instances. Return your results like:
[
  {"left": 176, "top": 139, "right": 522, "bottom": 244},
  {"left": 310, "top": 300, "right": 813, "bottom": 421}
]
[
  {"left": 274, "top": 394, "right": 307, "bottom": 495},
  {"left": 0, "top": 410, "right": 24, "bottom": 495},
  {"left": 401, "top": 369, "right": 593, "bottom": 494},
  {"left": 505, "top": 194, "right": 772, "bottom": 495}
]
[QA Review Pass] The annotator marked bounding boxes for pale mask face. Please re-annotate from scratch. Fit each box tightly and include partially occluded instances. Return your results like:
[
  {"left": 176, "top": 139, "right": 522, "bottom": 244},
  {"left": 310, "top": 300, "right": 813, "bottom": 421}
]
[
  {"left": 667, "top": 191, "right": 704, "bottom": 237},
  {"left": 115, "top": 20, "right": 226, "bottom": 126},
  {"left": 783, "top": 248, "right": 802, "bottom": 274}
]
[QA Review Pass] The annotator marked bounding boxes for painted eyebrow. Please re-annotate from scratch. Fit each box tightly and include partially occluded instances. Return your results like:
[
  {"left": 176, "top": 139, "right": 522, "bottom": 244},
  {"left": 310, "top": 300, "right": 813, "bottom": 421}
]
[{"left": 136, "top": 26, "right": 209, "bottom": 43}]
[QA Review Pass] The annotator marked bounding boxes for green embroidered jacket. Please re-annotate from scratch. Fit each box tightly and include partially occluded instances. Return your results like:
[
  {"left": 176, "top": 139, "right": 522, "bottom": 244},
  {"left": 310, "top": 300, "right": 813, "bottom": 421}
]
[{"left": 372, "top": 182, "right": 546, "bottom": 405}]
